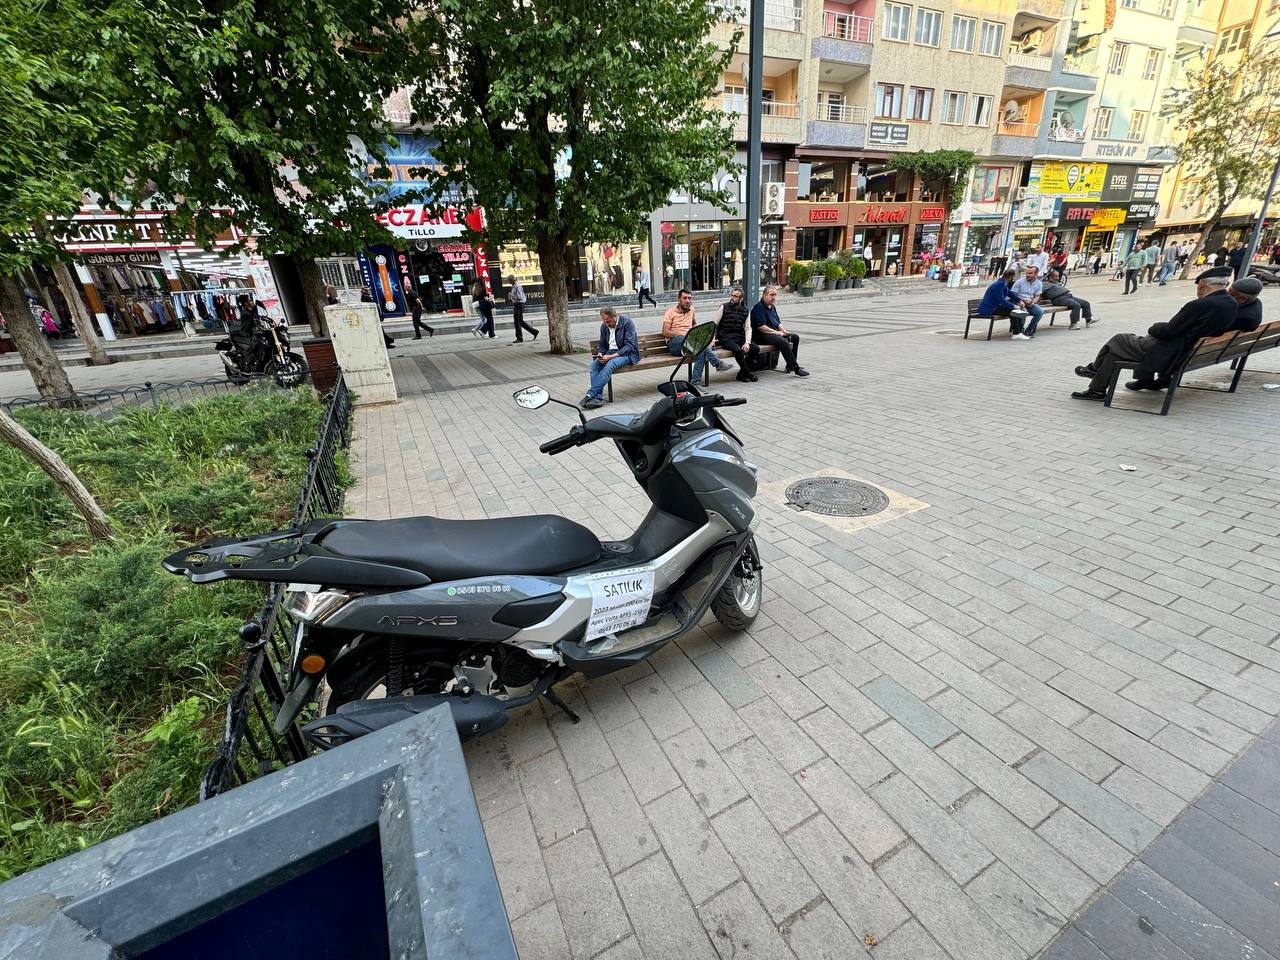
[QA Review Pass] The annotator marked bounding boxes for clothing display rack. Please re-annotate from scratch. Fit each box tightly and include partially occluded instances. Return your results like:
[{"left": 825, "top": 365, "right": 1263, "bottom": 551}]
[{"left": 171, "top": 287, "right": 257, "bottom": 332}]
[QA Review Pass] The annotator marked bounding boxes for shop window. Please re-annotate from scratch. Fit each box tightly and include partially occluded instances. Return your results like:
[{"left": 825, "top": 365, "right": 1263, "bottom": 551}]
[
  {"left": 970, "top": 166, "right": 1013, "bottom": 203},
  {"left": 859, "top": 164, "right": 909, "bottom": 202},
  {"left": 883, "top": 2, "right": 911, "bottom": 41},
  {"left": 798, "top": 161, "right": 849, "bottom": 201},
  {"left": 978, "top": 20, "right": 1004, "bottom": 56},
  {"left": 795, "top": 227, "right": 841, "bottom": 262},
  {"left": 941, "top": 91, "right": 966, "bottom": 124},
  {"left": 876, "top": 83, "right": 904, "bottom": 119},
  {"left": 951, "top": 15, "right": 975, "bottom": 52},
  {"left": 914, "top": 8, "right": 942, "bottom": 46},
  {"left": 907, "top": 87, "right": 934, "bottom": 121}
]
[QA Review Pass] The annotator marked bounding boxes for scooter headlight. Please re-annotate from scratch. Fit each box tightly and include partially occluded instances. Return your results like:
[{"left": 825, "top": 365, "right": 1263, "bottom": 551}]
[{"left": 283, "top": 587, "right": 356, "bottom": 624}]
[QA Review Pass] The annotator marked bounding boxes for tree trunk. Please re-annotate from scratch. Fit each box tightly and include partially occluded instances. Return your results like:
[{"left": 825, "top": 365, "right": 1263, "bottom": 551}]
[
  {"left": 293, "top": 254, "right": 329, "bottom": 336},
  {"left": 1178, "top": 205, "right": 1227, "bottom": 280},
  {"left": 0, "top": 405, "right": 114, "bottom": 541},
  {"left": 0, "top": 272, "right": 76, "bottom": 399},
  {"left": 536, "top": 234, "right": 573, "bottom": 355},
  {"left": 52, "top": 260, "right": 111, "bottom": 366}
]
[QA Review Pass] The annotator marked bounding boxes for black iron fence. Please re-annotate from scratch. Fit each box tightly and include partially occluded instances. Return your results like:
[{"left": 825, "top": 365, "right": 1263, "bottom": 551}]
[
  {"left": 200, "top": 373, "right": 353, "bottom": 799},
  {"left": 1, "top": 375, "right": 284, "bottom": 417}
]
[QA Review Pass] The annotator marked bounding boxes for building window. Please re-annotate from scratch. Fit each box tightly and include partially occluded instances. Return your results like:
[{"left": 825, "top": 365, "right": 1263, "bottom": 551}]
[
  {"left": 722, "top": 85, "right": 745, "bottom": 112},
  {"left": 760, "top": 89, "right": 778, "bottom": 115},
  {"left": 876, "top": 83, "right": 904, "bottom": 118},
  {"left": 819, "top": 90, "right": 847, "bottom": 121},
  {"left": 914, "top": 8, "right": 942, "bottom": 46},
  {"left": 1108, "top": 42, "right": 1128, "bottom": 74},
  {"left": 1218, "top": 23, "right": 1251, "bottom": 53},
  {"left": 969, "top": 94, "right": 993, "bottom": 126},
  {"left": 1159, "top": 0, "right": 1174, "bottom": 14},
  {"left": 1093, "top": 106, "right": 1114, "bottom": 139},
  {"left": 1120, "top": 0, "right": 1138, "bottom": 7},
  {"left": 1127, "top": 110, "right": 1148, "bottom": 141},
  {"left": 883, "top": 2, "right": 911, "bottom": 41},
  {"left": 978, "top": 20, "right": 1005, "bottom": 56},
  {"left": 907, "top": 86, "right": 934, "bottom": 120},
  {"left": 1143, "top": 48, "right": 1161, "bottom": 80},
  {"left": 970, "top": 166, "right": 1013, "bottom": 202},
  {"left": 941, "top": 90, "right": 967, "bottom": 124},
  {"left": 951, "top": 15, "right": 976, "bottom": 51}
]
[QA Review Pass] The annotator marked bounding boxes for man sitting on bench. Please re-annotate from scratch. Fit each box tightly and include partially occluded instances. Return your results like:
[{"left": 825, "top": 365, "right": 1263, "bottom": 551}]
[
  {"left": 1043, "top": 268, "right": 1096, "bottom": 330},
  {"left": 977, "top": 268, "right": 1027, "bottom": 337},
  {"left": 713, "top": 286, "right": 761, "bottom": 383},
  {"left": 750, "top": 285, "right": 810, "bottom": 377},
  {"left": 583, "top": 306, "right": 639, "bottom": 409},
  {"left": 1070, "top": 271, "right": 1237, "bottom": 401},
  {"left": 1228, "top": 275, "right": 1264, "bottom": 332},
  {"left": 663, "top": 289, "right": 732, "bottom": 383}
]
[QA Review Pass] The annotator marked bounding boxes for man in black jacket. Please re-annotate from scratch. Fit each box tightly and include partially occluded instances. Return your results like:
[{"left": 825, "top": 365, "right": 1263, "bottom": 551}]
[
  {"left": 1227, "top": 275, "right": 1264, "bottom": 332},
  {"left": 1043, "top": 268, "right": 1096, "bottom": 329},
  {"left": 714, "top": 286, "right": 760, "bottom": 382},
  {"left": 1070, "top": 272, "right": 1237, "bottom": 400}
]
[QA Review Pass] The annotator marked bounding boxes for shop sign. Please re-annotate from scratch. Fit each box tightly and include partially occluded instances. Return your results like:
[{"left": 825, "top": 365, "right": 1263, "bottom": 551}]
[
  {"left": 1033, "top": 162, "right": 1107, "bottom": 199},
  {"left": 868, "top": 123, "right": 909, "bottom": 145},
  {"left": 1132, "top": 168, "right": 1162, "bottom": 201},
  {"left": 1090, "top": 208, "right": 1127, "bottom": 227},
  {"left": 435, "top": 242, "right": 474, "bottom": 267},
  {"left": 51, "top": 212, "right": 241, "bottom": 253},
  {"left": 918, "top": 206, "right": 946, "bottom": 222},
  {"left": 81, "top": 251, "right": 163, "bottom": 267},
  {"left": 1060, "top": 204, "right": 1099, "bottom": 223},
  {"left": 858, "top": 205, "right": 908, "bottom": 224},
  {"left": 474, "top": 245, "right": 492, "bottom": 296},
  {"left": 691, "top": 221, "right": 719, "bottom": 232},
  {"left": 1094, "top": 143, "right": 1140, "bottom": 158},
  {"left": 674, "top": 244, "right": 690, "bottom": 269},
  {"left": 1126, "top": 201, "right": 1159, "bottom": 221},
  {"left": 1021, "top": 195, "right": 1061, "bottom": 221},
  {"left": 809, "top": 208, "right": 841, "bottom": 223},
  {"left": 373, "top": 205, "right": 485, "bottom": 240}
]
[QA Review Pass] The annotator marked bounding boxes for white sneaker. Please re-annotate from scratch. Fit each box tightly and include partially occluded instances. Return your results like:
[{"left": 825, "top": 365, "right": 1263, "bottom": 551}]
[
  {"left": 1069, "top": 323, "right": 1081, "bottom": 330},
  {"left": 716, "top": 360, "right": 733, "bottom": 372},
  {"left": 1011, "top": 333, "right": 1030, "bottom": 340}
]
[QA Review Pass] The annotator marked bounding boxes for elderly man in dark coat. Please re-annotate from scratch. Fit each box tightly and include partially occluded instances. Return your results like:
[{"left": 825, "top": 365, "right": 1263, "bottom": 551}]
[{"left": 1070, "top": 268, "right": 1238, "bottom": 400}]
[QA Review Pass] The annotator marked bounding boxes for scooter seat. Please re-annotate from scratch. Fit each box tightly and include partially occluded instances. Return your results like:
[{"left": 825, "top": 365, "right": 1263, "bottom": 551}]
[{"left": 320, "top": 515, "right": 601, "bottom": 581}]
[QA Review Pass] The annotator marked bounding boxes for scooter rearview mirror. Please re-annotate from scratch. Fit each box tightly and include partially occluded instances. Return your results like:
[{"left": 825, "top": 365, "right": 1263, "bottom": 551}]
[
  {"left": 682, "top": 320, "right": 716, "bottom": 358},
  {"left": 513, "top": 385, "right": 550, "bottom": 410}
]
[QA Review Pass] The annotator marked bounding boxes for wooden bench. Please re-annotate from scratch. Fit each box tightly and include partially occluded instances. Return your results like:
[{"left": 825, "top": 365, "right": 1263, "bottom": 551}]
[
  {"left": 1104, "top": 319, "right": 1280, "bottom": 416},
  {"left": 589, "top": 332, "right": 777, "bottom": 401},
  {"left": 964, "top": 300, "right": 1074, "bottom": 340}
]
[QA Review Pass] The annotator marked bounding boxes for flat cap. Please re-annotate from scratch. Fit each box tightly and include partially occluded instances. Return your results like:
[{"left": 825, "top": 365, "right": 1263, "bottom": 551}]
[{"left": 1231, "top": 276, "right": 1264, "bottom": 296}]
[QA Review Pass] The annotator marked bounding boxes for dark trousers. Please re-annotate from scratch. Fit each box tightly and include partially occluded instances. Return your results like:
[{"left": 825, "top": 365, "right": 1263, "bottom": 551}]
[
  {"left": 993, "top": 306, "right": 1025, "bottom": 335},
  {"left": 638, "top": 286, "right": 657, "bottom": 308},
  {"left": 512, "top": 302, "right": 538, "bottom": 340},
  {"left": 1124, "top": 270, "right": 1140, "bottom": 294},
  {"left": 754, "top": 331, "right": 800, "bottom": 369},
  {"left": 1050, "top": 295, "right": 1092, "bottom": 325},
  {"left": 1144, "top": 264, "right": 1157, "bottom": 283},
  {"left": 718, "top": 336, "right": 758, "bottom": 372},
  {"left": 477, "top": 300, "right": 495, "bottom": 337},
  {"left": 1084, "top": 333, "right": 1155, "bottom": 392},
  {"left": 411, "top": 309, "right": 432, "bottom": 337}
]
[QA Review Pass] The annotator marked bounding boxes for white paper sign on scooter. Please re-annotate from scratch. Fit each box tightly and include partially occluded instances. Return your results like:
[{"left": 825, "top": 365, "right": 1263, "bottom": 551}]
[{"left": 585, "top": 567, "right": 656, "bottom": 641}]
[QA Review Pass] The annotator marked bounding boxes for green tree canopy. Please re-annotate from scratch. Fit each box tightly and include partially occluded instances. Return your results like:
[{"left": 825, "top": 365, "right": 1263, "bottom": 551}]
[
  {"left": 405, "top": 0, "right": 738, "bottom": 352},
  {"left": 885, "top": 149, "right": 977, "bottom": 201}
]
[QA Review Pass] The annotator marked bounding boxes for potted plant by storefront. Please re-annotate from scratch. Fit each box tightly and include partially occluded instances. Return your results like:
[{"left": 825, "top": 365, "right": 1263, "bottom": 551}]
[
  {"left": 787, "top": 261, "right": 811, "bottom": 293},
  {"left": 826, "top": 261, "right": 847, "bottom": 289},
  {"left": 849, "top": 256, "right": 868, "bottom": 288}
]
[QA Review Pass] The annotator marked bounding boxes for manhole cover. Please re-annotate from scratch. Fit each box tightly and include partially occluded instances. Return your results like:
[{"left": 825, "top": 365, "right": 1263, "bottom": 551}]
[{"left": 784, "top": 477, "right": 889, "bottom": 517}]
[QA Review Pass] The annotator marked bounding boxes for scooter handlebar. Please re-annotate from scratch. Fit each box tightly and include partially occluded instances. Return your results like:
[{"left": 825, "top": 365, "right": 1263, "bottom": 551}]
[{"left": 539, "top": 426, "right": 588, "bottom": 455}]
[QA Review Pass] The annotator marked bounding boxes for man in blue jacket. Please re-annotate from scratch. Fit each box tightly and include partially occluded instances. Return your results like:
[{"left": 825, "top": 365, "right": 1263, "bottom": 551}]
[
  {"left": 978, "top": 268, "right": 1028, "bottom": 337},
  {"left": 583, "top": 306, "right": 639, "bottom": 408}
]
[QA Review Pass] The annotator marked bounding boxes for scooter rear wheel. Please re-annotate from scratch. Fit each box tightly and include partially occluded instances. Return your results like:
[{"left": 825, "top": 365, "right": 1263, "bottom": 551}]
[{"left": 711, "top": 549, "right": 763, "bottom": 631}]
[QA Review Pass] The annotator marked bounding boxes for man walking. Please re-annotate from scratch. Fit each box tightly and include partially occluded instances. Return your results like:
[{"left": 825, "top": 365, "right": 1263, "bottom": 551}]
[
  {"left": 1123, "top": 245, "right": 1144, "bottom": 295},
  {"left": 1142, "top": 240, "right": 1160, "bottom": 284},
  {"left": 713, "top": 286, "right": 760, "bottom": 383},
  {"left": 1070, "top": 271, "right": 1237, "bottom": 400},
  {"left": 1158, "top": 244, "right": 1178, "bottom": 285},
  {"left": 1011, "top": 264, "right": 1046, "bottom": 338},
  {"left": 583, "top": 307, "right": 639, "bottom": 408},
  {"left": 405, "top": 282, "right": 434, "bottom": 339},
  {"left": 507, "top": 275, "right": 538, "bottom": 343},
  {"left": 471, "top": 277, "right": 496, "bottom": 338},
  {"left": 750, "top": 286, "right": 809, "bottom": 376},
  {"left": 663, "top": 289, "right": 732, "bottom": 383},
  {"left": 1043, "top": 268, "right": 1096, "bottom": 329},
  {"left": 1229, "top": 241, "right": 1247, "bottom": 278},
  {"left": 636, "top": 266, "right": 657, "bottom": 309}
]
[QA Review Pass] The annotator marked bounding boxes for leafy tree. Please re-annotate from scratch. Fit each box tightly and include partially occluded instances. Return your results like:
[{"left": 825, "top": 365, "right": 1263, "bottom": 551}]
[
  {"left": 0, "top": 0, "right": 136, "bottom": 396},
  {"left": 1166, "top": 46, "right": 1280, "bottom": 278},
  {"left": 886, "top": 149, "right": 977, "bottom": 208},
  {"left": 120, "top": 0, "right": 416, "bottom": 334},
  {"left": 406, "top": 0, "right": 738, "bottom": 354}
]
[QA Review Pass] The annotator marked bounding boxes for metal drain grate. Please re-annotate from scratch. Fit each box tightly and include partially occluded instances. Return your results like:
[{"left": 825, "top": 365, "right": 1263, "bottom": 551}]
[{"left": 784, "top": 477, "right": 890, "bottom": 517}]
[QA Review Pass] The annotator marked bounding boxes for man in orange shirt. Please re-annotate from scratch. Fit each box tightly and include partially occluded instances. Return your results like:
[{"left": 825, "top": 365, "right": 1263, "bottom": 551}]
[{"left": 662, "top": 289, "right": 732, "bottom": 382}]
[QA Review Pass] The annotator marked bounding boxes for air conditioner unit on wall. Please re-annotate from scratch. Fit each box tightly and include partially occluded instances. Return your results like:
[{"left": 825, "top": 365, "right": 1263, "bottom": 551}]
[
  {"left": 1014, "top": 186, "right": 1029, "bottom": 201},
  {"left": 763, "top": 182, "right": 785, "bottom": 217}
]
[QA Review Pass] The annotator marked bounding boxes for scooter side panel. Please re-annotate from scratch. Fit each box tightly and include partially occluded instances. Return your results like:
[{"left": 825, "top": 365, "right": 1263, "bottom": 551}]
[
  {"left": 668, "top": 432, "right": 757, "bottom": 531},
  {"left": 324, "top": 574, "right": 566, "bottom": 641}
]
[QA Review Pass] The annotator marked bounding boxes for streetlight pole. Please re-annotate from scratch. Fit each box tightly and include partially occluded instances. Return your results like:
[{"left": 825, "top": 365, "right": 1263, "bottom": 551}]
[
  {"left": 1242, "top": 153, "right": 1280, "bottom": 275},
  {"left": 744, "top": 0, "right": 764, "bottom": 305}
]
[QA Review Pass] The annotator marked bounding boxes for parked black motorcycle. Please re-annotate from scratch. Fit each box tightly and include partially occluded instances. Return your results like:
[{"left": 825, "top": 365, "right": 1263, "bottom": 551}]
[
  {"left": 217, "top": 299, "right": 309, "bottom": 388},
  {"left": 164, "top": 322, "right": 764, "bottom": 748}
]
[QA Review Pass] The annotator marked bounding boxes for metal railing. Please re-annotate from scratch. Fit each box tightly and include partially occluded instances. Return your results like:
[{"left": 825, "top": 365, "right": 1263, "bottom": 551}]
[
  {"left": 713, "top": 0, "right": 803, "bottom": 32},
  {"left": 718, "top": 95, "right": 801, "bottom": 118},
  {"left": 200, "top": 373, "right": 354, "bottom": 799},
  {"left": 2, "top": 375, "right": 287, "bottom": 418},
  {"left": 1007, "top": 51, "right": 1053, "bottom": 70},
  {"left": 1062, "top": 58, "right": 1101, "bottom": 76},
  {"left": 997, "top": 120, "right": 1040, "bottom": 137},
  {"left": 822, "top": 11, "right": 873, "bottom": 42},
  {"left": 1049, "top": 123, "right": 1087, "bottom": 142},
  {"left": 817, "top": 101, "right": 868, "bottom": 123}
]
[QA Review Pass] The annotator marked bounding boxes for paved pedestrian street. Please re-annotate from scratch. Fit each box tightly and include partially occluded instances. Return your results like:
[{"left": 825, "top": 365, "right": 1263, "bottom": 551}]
[{"left": 347, "top": 275, "right": 1280, "bottom": 960}]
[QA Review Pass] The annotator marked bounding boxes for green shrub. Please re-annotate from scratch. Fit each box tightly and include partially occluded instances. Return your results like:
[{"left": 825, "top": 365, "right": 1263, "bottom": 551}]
[
  {"left": 823, "top": 260, "right": 844, "bottom": 281},
  {"left": 786, "top": 261, "right": 811, "bottom": 286},
  {"left": 850, "top": 256, "right": 869, "bottom": 279}
]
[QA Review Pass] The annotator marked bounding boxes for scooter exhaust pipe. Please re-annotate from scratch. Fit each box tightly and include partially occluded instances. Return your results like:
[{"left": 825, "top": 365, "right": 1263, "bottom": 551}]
[{"left": 302, "top": 691, "right": 509, "bottom": 750}]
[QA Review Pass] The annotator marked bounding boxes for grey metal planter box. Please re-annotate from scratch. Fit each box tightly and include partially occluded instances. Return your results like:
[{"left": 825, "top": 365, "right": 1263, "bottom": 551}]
[{"left": 0, "top": 705, "right": 515, "bottom": 960}]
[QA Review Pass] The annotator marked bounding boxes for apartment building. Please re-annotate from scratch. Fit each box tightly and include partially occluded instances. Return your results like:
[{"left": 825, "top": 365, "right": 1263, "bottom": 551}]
[{"left": 1156, "top": 0, "right": 1280, "bottom": 251}]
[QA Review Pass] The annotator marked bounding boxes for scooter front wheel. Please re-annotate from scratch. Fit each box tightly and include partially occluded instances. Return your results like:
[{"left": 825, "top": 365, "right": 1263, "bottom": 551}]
[
  {"left": 269, "top": 352, "right": 309, "bottom": 389},
  {"left": 711, "top": 546, "right": 763, "bottom": 631}
]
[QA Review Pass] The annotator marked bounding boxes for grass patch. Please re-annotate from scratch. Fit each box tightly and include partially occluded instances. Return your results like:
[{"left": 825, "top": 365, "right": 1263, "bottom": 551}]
[{"left": 0, "top": 385, "right": 346, "bottom": 880}]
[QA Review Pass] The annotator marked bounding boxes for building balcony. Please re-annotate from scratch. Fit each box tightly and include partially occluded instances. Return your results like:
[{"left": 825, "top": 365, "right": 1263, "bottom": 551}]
[
  {"left": 1048, "top": 122, "right": 1087, "bottom": 144},
  {"left": 1052, "top": 63, "right": 1100, "bottom": 93},
  {"left": 991, "top": 124, "right": 1039, "bottom": 157},
  {"left": 1004, "top": 53, "right": 1053, "bottom": 88},
  {"left": 1176, "top": 20, "right": 1216, "bottom": 52},
  {"left": 805, "top": 119, "right": 867, "bottom": 149},
  {"left": 811, "top": 12, "right": 874, "bottom": 66},
  {"left": 1042, "top": 138, "right": 1085, "bottom": 158},
  {"left": 1016, "top": 0, "right": 1066, "bottom": 18},
  {"left": 717, "top": 97, "right": 805, "bottom": 143},
  {"left": 712, "top": 0, "right": 802, "bottom": 32},
  {"left": 1147, "top": 144, "right": 1179, "bottom": 163}
]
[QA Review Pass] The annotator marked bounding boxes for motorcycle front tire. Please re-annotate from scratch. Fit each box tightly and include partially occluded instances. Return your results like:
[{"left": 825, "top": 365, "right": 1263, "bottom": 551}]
[
  {"left": 711, "top": 542, "right": 763, "bottom": 631},
  {"left": 268, "top": 352, "right": 309, "bottom": 389}
]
